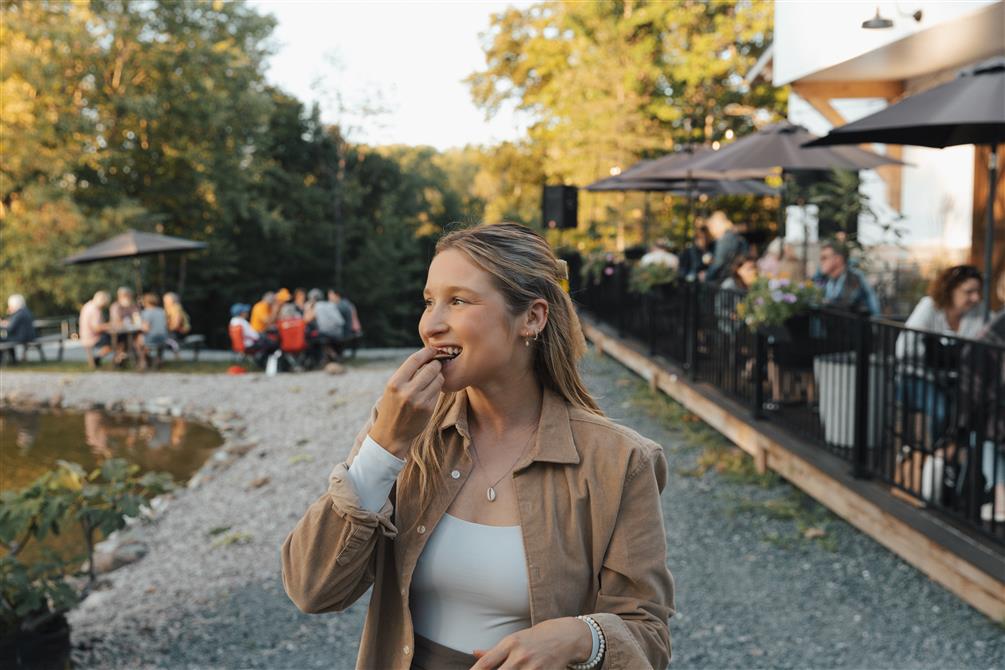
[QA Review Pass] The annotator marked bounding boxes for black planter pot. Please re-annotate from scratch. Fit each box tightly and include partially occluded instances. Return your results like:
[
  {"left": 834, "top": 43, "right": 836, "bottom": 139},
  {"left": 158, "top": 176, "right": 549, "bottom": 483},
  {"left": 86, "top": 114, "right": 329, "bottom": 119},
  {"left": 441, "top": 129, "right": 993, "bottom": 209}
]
[
  {"left": 0, "top": 614, "right": 71, "bottom": 670},
  {"left": 765, "top": 312, "right": 815, "bottom": 369}
]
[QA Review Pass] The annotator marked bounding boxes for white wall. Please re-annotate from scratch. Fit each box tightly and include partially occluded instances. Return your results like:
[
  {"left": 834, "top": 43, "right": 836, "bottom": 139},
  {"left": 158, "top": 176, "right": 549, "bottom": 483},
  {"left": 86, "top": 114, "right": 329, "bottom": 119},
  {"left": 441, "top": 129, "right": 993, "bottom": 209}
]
[
  {"left": 773, "top": 1, "right": 996, "bottom": 87},
  {"left": 776, "top": 2, "right": 981, "bottom": 259}
]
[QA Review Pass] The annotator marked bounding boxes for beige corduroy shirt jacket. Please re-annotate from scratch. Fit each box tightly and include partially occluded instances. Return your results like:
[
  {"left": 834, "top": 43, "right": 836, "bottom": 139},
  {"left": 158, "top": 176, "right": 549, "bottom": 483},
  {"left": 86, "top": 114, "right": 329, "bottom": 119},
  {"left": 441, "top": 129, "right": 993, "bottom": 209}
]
[{"left": 281, "top": 387, "right": 676, "bottom": 669}]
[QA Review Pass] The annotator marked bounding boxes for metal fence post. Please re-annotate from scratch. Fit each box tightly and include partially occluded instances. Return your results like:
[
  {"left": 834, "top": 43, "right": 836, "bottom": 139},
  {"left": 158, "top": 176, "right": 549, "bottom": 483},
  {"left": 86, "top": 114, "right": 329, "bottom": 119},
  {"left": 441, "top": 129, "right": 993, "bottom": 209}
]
[
  {"left": 685, "top": 281, "right": 698, "bottom": 379},
  {"left": 852, "top": 315, "right": 872, "bottom": 478},
  {"left": 752, "top": 331, "right": 766, "bottom": 419}
]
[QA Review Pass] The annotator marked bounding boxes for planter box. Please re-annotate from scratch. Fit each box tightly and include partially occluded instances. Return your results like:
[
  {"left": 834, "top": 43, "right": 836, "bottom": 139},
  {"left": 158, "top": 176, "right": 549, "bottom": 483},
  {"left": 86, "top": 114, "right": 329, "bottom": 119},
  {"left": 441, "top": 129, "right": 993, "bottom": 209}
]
[{"left": 813, "top": 351, "right": 888, "bottom": 450}]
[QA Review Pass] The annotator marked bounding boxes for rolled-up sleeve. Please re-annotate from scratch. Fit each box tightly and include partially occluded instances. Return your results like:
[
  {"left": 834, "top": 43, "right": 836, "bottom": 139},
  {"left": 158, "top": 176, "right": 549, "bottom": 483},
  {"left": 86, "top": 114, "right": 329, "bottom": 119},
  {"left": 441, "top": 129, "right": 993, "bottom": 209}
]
[
  {"left": 281, "top": 399, "right": 400, "bottom": 614},
  {"left": 590, "top": 442, "right": 675, "bottom": 669}
]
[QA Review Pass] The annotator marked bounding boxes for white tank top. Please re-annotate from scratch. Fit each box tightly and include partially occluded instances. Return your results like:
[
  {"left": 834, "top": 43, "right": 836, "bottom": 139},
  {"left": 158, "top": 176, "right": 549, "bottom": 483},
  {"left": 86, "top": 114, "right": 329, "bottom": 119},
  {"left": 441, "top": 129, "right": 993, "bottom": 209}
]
[{"left": 409, "top": 513, "right": 532, "bottom": 654}]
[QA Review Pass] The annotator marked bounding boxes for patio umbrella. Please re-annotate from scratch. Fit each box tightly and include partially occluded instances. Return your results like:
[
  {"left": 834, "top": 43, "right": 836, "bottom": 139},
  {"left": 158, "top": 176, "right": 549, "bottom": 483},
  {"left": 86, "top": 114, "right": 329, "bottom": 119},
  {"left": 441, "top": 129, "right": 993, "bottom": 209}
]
[
  {"left": 585, "top": 173, "right": 778, "bottom": 196},
  {"left": 634, "top": 121, "right": 904, "bottom": 273},
  {"left": 806, "top": 57, "right": 1005, "bottom": 319},
  {"left": 63, "top": 229, "right": 207, "bottom": 295}
]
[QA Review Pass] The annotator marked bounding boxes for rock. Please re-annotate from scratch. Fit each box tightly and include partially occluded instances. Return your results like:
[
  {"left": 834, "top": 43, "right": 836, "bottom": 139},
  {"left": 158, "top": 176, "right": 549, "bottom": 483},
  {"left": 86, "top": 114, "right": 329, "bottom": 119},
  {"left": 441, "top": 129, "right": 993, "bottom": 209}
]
[
  {"left": 325, "top": 362, "right": 347, "bottom": 375},
  {"left": 248, "top": 475, "right": 271, "bottom": 489},
  {"left": 49, "top": 393, "right": 63, "bottom": 407},
  {"left": 92, "top": 541, "right": 148, "bottom": 575},
  {"left": 228, "top": 442, "right": 257, "bottom": 456}
]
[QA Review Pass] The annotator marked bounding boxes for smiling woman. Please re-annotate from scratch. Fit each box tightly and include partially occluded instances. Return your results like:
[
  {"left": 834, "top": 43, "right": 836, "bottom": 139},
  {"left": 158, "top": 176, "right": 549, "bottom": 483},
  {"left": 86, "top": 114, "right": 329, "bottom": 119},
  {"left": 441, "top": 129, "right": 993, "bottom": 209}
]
[{"left": 282, "top": 223, "right": 675, "bottom": 670}]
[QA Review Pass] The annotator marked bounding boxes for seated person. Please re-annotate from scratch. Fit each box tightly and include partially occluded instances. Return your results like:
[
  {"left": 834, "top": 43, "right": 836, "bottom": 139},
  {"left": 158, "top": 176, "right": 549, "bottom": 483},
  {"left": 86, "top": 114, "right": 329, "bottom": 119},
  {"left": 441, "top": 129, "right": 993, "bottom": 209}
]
[
  {"left": 139, "top": 293, "right": 169, "bottom": 366},
  {"left": 329, "top": 289, "right": 362, "bottom": 341},
  {"left": 1, "top": 294, "right": 36, "bottom": 361},
  {"left": 229, "top": 303, "right": 261, "bottom": 349},
  {"left": 250, "top": 291, "right": 276, "bottom": 333},
  {"left": 109, "top": 286, "right": 140, "bottom": 327},
  {"left": 817, "top": 240, "right": 879, "bottom": 316},
  {"left": 78, "top": 291, "right": 112, "bottom": 368},
  {"left": 164, "top": 292, "right": 191, "bottom": 349},
  {"left": 895, "top": 265, "right": 984, "bottom": 454}
]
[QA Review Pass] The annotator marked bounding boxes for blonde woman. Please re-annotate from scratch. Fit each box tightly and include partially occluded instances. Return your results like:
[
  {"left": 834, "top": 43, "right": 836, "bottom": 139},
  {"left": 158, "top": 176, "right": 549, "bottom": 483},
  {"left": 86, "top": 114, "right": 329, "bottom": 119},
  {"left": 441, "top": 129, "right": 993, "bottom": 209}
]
[{"left": 282, "top": 223, "right": 675, "bottom": 669}]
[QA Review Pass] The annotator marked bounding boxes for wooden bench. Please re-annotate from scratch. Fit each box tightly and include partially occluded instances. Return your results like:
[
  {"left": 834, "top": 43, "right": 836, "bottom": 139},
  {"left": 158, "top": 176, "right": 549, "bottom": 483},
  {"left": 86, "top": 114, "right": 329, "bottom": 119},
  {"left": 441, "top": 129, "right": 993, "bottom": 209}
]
[{"left": 0, "top": 316, "right": 76, "bottom": 363}]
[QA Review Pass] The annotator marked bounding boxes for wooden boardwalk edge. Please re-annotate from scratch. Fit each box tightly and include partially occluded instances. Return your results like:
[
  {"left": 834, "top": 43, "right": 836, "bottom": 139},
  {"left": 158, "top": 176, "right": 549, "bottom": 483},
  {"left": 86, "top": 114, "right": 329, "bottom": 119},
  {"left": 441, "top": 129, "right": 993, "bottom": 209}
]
[{"left": 582, "top": 320, "right": 1005, "bottom": 621}]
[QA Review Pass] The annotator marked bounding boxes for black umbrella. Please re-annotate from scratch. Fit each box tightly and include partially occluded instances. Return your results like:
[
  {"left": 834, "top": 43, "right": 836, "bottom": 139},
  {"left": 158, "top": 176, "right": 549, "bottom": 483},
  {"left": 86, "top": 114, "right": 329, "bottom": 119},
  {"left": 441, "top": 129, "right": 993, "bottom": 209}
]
[
  {"left": 807, "top": 57, "right": 1005, "bottom": 319},
  {"left": 585, "top": 174, "right": 777, "bottom": 196},
  {"left": 63, "top": 229, "right": 207, "bottom": 295}
]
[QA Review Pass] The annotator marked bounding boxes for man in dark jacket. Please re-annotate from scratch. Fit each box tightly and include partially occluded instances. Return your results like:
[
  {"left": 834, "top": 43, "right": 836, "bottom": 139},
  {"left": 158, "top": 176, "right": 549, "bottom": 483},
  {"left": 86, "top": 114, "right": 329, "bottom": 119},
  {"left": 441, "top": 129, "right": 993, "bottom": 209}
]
[
  {"left": 1, "top": 294, "right": 36, "bottom": 362},
  {"left": 817, "top": 240, "right": 879, "bottom": 315},
  {"left": 705, "top": 211, "right": 748, "bottom": 283}
]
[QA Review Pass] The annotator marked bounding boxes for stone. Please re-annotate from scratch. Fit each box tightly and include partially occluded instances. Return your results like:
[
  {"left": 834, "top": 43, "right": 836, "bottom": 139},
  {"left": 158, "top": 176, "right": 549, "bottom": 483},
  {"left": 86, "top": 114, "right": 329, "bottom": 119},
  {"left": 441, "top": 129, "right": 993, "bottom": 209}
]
[
  {"left": 248, "top": 475, "right": 271, "bottom": 489},
  {"left": 325, "top": 362, "right": 347, "bottom": 375},
  {"left": 92, "top": 540, "right": 148, "bottom": 575}
]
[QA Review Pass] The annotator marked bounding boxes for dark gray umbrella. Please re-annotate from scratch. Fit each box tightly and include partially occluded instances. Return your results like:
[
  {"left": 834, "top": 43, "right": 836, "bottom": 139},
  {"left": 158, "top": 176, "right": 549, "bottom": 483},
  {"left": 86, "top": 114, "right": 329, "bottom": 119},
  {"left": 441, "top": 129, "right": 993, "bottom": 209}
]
[
  {"left": 586, "top": 174, "right": 777, "bottom": 196},
  {"left": 807, "top": 57, "right": 1005, "bottom": 319},
  {"left": 63, "top": 229, "right": 207, "bottom": 296},
  {"left": 63, "top": 229, "right": 206, "bottom": 264},
  {"left": 636, "top": 121, "right": 902, "bottom": 176}
]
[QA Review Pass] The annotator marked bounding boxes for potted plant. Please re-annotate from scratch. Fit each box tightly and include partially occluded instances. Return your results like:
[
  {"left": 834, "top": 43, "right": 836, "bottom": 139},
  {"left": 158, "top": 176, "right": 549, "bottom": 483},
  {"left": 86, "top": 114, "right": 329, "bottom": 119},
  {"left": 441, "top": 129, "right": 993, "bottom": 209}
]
[
  {"left": 0, "top": 459, "right": 172, "bottom": 669},
  {"left": 628, "top": 262, "right": 677, "bottom": 295},
  {"left": 580, "top": 251, "right": 619, "bottom": 287}
]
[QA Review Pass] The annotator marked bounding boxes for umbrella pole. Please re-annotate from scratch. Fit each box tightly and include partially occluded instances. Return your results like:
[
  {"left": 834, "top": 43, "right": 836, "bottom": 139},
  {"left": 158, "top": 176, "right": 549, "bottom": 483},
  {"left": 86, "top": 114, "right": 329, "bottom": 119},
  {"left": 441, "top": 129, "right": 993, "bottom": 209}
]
[
  {"left": 642, "top": 193, "right": 650, "bottom": 247},
  {"left": 179, "top": 255, "right": 188, "bottom": 298},
  {"left": 685, "top": 173, "right": 695, "bottom": 248},
  {"left": 984, "top": 144, "right": 998, "bottom": 321},
  {"left": 133, "top": 258, "right": 143, "bottom": 297}
]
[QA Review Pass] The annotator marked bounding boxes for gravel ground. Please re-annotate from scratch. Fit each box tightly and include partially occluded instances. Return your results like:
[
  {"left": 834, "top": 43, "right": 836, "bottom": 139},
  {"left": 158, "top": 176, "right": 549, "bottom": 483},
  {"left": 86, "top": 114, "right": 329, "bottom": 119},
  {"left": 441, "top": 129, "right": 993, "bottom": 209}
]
[{"left": 2, "top": 348, "right": 1003, "bottom": 669}]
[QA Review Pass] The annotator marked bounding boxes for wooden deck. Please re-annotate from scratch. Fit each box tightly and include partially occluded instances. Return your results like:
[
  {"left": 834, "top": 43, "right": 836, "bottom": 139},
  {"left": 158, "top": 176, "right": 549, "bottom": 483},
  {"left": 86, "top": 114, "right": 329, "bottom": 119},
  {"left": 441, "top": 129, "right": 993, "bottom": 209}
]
[{"left": 583, "top": 317, "right": 1005, "bottom": 621}]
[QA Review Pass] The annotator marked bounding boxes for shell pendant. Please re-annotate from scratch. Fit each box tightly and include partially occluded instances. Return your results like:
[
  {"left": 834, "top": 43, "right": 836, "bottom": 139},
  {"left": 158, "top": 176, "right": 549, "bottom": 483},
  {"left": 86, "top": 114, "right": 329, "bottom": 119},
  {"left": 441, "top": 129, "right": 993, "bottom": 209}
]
[{"left": 486, "top": 487, "right": 497, "bottom": 502}]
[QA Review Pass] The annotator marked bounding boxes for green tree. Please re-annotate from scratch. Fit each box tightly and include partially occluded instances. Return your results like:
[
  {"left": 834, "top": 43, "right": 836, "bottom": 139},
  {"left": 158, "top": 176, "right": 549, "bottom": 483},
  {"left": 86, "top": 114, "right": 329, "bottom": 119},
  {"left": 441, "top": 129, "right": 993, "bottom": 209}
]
[{"left": 467, "top": 0, "right": 784, "bottom": 244}]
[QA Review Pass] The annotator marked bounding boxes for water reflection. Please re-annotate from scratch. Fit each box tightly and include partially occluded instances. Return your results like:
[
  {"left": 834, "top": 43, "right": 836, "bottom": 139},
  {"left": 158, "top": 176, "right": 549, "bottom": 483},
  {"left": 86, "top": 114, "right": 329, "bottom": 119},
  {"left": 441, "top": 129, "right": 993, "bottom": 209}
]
[{"left": 1, "top": 408, "right": 224, "bottom": 492}]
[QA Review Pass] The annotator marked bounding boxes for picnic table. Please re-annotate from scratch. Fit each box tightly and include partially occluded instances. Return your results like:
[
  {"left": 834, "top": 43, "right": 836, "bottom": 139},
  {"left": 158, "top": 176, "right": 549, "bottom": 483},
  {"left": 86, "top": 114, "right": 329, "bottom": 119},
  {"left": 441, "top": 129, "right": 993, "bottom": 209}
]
[{"left": 107, "top": 322, "right": 145, "bottom": 368}]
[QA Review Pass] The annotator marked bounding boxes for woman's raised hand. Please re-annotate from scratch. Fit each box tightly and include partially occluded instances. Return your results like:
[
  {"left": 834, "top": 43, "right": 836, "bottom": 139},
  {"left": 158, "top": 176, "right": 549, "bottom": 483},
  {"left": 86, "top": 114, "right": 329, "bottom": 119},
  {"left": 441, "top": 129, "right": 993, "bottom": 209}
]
[{"left": 368, "top": 347, "right": 445, "bottom": 458}]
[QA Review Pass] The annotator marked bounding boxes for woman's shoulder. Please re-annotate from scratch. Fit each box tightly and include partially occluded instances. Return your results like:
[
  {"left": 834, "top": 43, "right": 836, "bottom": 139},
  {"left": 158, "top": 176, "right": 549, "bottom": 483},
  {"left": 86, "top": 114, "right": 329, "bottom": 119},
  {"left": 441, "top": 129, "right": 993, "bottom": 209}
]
[{"left": 566, "top": 406, "right": 665, "bottom": 477}]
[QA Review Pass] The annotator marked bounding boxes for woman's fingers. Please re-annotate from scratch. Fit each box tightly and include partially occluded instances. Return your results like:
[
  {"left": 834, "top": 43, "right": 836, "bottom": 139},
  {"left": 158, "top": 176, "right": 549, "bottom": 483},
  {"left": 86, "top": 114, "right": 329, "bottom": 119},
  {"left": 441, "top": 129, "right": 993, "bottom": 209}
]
[
  {"left": 408, "top": 357, "right": 443, "bottom": 392},
  {"left": 388, "top": 347, "right": 439, "bottom": 389}
]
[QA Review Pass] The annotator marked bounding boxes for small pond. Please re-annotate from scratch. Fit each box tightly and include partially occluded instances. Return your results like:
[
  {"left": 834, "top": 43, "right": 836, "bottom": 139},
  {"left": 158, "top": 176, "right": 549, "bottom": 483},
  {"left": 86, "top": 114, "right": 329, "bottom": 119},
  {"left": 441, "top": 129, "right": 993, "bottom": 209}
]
[
  {"left": 1, "top": 408, "right": 224, "bottom": 565},
  {"left": 1, "top": 408, "right": 224, "bottom": 493}
]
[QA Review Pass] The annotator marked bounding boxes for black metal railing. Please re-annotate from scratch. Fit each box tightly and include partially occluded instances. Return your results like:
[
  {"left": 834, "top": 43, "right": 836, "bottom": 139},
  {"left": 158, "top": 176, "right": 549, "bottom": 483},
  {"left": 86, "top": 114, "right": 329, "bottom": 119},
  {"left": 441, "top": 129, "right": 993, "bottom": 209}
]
[{"left": 576, "top": 265, "right": 1005, "bottom": 546}]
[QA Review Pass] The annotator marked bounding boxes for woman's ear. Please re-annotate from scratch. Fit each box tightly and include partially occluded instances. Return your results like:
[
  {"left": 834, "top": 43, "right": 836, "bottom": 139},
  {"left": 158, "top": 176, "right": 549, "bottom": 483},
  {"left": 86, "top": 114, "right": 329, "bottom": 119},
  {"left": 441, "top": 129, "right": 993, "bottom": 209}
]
[{"left": 524, "top": 298, "right": 549, "bottom": 333}]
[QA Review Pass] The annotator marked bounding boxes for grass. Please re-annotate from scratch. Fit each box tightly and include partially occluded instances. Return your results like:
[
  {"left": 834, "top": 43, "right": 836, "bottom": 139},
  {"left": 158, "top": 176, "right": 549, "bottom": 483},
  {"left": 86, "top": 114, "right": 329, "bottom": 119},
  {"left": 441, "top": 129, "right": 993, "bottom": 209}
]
[{"left": 615, "top": 365, "right": 838, "bottom": 550}]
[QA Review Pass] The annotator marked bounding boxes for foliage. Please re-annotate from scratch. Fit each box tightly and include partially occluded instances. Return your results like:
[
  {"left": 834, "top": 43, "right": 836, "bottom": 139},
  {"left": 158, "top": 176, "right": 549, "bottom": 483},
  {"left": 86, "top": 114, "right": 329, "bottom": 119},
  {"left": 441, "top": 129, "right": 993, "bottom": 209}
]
[
  {"left": 737, "top": 277, "right": 823, "bottom": 329},
  {"left": 0, "top": 0, "right": 484, "bottom": 346},
  {"left": 628, "top": 262, "right": 677, "bottom": 294},
  {"left": 467, "top": 0, "right": 785, "bottom": 237},
  {"left": 580, "top": 251, "right": 620, "bottom": 287},
  {"left": 0, "top": 459, "right": 173, "bottom": 638}
]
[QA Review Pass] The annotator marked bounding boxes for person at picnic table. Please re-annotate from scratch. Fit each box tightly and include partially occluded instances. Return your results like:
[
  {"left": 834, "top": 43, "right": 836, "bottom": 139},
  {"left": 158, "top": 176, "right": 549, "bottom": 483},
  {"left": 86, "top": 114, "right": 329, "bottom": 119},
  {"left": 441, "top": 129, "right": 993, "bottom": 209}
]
[
  {"left": 329, "top": 288, "right": 362, "bottom": 340},
  {"left": 163, "top": 292, "right": 191, "bottom": 341},
  {"left": 1, "top": 294, "right": 36, "bottom": 344},
  {"left": 78, "top": 290, "right": 112, "bottom": 368},
  {"left": 282, "top": 222, "right": 675, "bottom": 670},
  {"left": 639, "top": 240, "right": 679, "bottom": 270},
  {"left": 250, "top": 291, "right": 277, "bottom": 333},
  {"left": 816, "top": 239, "right": 880, "bottom": 316},
  {"left": 293, "top": 287, "right": 308, "bottom": 316},
  {"left": 704, "top": 211, "right": 749, "bottom": 283},
  {"left": 109, "top": 286, "right": 140, "bottom": 327},
  {"left": 896, "top": 265, "right": 983, "bottom": 456},
  {"left": 229, "top": 303, "right": 266, "bottom": 355},
  {"left": 138, "top": 293, "right": 169, "bottom": 368},
  {"left": 679, "top": 224, "right": 714, "bottom": 281}
]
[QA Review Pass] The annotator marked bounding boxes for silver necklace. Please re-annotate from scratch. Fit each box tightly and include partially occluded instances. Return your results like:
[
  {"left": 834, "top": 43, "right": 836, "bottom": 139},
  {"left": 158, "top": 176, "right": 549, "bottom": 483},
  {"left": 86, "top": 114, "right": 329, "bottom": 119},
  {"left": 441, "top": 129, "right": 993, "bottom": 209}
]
[{"left": 468, "top": 425, "right": 538, "bottom": 502}]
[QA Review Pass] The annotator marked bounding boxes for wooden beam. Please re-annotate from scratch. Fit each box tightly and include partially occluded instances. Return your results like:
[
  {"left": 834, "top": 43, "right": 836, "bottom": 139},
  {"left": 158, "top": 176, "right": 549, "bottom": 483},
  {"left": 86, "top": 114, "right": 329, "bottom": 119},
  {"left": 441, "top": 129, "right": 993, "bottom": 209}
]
[
  {"left": 793, "top": 80, "right": 906, "bottom": 101},
  {"left": 582, "top": 320, "right": 1005, "bottom": 621},
  {"left": 799, "top": 94, "right": 904, "bottom": 213}
]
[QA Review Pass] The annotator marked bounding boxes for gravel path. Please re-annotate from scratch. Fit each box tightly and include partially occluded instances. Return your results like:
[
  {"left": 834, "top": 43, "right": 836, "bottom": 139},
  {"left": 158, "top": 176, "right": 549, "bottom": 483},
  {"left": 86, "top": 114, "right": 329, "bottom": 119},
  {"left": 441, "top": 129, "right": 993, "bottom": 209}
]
[{"left": 2, "top": 349, "right": 1002, "bottom": 669}]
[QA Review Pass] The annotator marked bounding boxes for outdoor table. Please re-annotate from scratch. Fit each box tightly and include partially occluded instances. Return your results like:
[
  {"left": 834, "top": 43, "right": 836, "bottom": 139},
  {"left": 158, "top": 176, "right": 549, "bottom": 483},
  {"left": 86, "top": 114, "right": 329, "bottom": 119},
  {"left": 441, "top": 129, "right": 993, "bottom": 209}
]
[{"left": 107, "top": 323, "right": 144, "bottom": 368}]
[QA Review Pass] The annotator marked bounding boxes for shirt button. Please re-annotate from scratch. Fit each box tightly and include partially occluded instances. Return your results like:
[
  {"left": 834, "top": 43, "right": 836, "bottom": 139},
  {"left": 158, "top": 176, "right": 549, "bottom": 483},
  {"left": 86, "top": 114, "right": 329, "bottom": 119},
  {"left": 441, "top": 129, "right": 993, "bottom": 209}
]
[
  {"left": 403, "top": 645, "right": 411, "bottom": 655},
  {"left": 451, "top": 470, "right": 461, "bottom": 479},
  {"left": 417, "top": 525, "right": 426, "bottom": 534}
]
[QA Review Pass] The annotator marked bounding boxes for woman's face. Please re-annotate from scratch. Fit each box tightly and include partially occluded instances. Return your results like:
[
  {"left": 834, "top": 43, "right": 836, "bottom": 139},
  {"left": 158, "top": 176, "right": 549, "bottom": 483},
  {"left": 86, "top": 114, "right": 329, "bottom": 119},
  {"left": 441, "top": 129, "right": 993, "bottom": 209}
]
[
  {"left": 951, "top": 277, "right": 982, "bottom": 313},
  {"left": 737, "top": 260, "right": 758, "bottom": 286},
  {"left": 419, "top": 249, "right": 534, "bottom": 393}
]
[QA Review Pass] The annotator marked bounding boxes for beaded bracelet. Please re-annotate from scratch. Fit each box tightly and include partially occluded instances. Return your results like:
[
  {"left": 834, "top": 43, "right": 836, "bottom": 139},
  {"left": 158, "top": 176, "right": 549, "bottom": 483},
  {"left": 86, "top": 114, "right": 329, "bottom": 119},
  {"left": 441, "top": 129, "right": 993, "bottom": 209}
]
[{"left": 568, "top": 615, "right": 606, "bottom": 670}]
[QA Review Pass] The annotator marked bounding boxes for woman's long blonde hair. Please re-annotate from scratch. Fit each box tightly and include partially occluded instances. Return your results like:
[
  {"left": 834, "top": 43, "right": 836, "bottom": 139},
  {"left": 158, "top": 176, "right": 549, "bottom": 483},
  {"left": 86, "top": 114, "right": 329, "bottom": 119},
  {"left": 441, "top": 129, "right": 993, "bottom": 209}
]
[{"left": 403, "top": 222, "right": 603, "bottom": 508}]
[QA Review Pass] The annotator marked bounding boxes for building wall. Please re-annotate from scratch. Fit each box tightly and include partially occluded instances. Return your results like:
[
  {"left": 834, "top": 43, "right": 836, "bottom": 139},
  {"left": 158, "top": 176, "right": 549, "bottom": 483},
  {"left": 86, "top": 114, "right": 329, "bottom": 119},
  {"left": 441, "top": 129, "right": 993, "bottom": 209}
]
[{"left": 775, "top": 2, "right": 987, "bottom": 269}]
